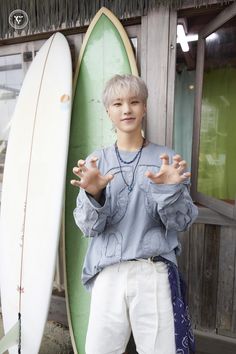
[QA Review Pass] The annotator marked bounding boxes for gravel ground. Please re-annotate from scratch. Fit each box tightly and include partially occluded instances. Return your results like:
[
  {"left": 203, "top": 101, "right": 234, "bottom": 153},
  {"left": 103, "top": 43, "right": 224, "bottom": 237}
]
[{"left": 39, "top": 321, "right": 73, "bottom": 354}]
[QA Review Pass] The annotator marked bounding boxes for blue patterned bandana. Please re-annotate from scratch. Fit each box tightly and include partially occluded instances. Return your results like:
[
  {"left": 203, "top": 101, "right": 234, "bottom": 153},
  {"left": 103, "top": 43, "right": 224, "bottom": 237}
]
[{"left": 157, "top": 256, "right": 195, "bottom": 354}]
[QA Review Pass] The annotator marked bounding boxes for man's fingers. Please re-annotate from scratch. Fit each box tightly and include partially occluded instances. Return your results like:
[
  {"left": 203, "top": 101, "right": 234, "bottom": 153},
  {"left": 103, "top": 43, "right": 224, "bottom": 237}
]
[
  {"left": 77, "top": 159, "right": 85, "bottom": 166},
  {"left": 179, "top": 160, "right": 187, "bottom": 167},
  {"left": 173, "top": 162, "right": 179, "bottom": 168},
  {"left": 172, "top": 155, "right": 181, "bottom": 167},
  {"left": 145, "top": 170, "right": 164, "bottom": 180},
  {"left": 155, "top": 171, "right": 165, "bottom": 177},
  {"left": 105, "top": 174, "right": 114, "bottom": 183},
  {"left": 145, "top": 170, "right": 155, "bottom": 179},
  {"left": 179, "top": 172, "right": 191, "bottom": 182},
  {"left": 160, "top": 154, "right": 169, "bottom": 165},
  {"left": 73, "top": 167, "right": 83, "bottom": 177},
  {"left": 182, "top": 172, "right": 191, "bottom": 179},
  {"left": 90, "top": 156, "right": 99, "bottom": 168},
  {"left": 70, "top": 179, "right": 81, "bottom": 187},
  {"left": 173, "top": 154, "right": 181, "bottom": 163},
  {"left": 77, "top": 159, "right": 87, "bottom": 172},
  {"left": 178, "top": 160, "right": 187, "bottom": 173}
]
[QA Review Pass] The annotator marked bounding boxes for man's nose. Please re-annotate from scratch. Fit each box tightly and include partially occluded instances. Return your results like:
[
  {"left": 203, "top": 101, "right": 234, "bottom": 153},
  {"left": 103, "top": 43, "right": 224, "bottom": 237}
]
[{"left": 123, "top": 103, "right": 131, "bottom": 114}]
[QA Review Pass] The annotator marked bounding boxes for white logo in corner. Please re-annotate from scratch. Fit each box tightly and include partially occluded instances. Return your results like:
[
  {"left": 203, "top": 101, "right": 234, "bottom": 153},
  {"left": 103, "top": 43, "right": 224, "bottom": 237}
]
[{"left": 9, "top": 9, "right": 29, "bottom": 30}]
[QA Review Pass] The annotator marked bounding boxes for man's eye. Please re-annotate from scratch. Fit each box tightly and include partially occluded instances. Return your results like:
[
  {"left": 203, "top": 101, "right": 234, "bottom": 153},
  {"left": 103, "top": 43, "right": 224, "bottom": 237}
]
[
  {"left": 131, "top": 100, "right": 139, "bottom": 104},
  {"left": 113, "top": 102, "right": 121, "bottom": 106}
]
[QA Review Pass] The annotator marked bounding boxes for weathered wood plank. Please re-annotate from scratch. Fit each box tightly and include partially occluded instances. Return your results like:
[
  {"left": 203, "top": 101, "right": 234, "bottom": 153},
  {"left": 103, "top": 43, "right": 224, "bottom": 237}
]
[
  {"left": 196, "top": 192, "right": 235, "bottom": 221},
  {"left": 177, "top": 229, "right": 190, "bottom": 289},
  {"left": 200, "top": 224, "right": 220, "bottom": 330},
  {"left": 196, "top": 207, "right": 236, "bottom": 227},
  {"left": 140, "top": 13, "right": 148, "bottom": 135},
  {"left": 233, "top": 237, "right": 236, "bottom": 336},
  {"left": 141, "top": 6, "right": 170, "bottom": 145},
  {"left": 166, "top": 9, "right": 177, "bottom": 148},
  {"left": 217, "top": 226, "right": 236, "bottom": 337},
  {"left": 188, "top": 223, "right": 205, "bottom": 329}
]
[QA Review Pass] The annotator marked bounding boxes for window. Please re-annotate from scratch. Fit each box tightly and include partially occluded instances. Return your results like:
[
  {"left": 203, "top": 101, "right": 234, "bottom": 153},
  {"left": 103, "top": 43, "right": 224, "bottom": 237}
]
[
  {"left": 192, "top": 2, "right": 236, "bottom": 219},
  {"left": 174, "top": 68, "right": 195, "bottom": 169}
]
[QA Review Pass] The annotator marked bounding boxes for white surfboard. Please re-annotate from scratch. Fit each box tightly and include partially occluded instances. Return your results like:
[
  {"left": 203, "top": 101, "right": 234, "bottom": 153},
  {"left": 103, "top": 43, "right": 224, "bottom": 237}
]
[{"left": 0, "top": 32, "right": 72, "bottom": 353}]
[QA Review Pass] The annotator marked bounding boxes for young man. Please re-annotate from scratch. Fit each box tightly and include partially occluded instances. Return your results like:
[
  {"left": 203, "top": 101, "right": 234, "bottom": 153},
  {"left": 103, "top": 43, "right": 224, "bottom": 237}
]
[{"left": 71, "top": 74, "right": 198, "bottom": 354}]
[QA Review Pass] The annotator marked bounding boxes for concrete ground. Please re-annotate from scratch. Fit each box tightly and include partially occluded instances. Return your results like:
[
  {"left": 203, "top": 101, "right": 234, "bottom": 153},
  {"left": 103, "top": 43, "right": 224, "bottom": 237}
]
[{"left": 0, "top": 315, "right": 73, "bottom": 354}]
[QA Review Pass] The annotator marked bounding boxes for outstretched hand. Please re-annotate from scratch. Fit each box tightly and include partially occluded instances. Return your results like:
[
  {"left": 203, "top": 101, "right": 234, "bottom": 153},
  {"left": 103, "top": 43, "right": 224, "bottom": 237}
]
[
  {"left": 145, "top": 154, "right": 191, "bottom": 185},
  {"left": 71, "top": 157, "right": 113, "bottom": 199}
]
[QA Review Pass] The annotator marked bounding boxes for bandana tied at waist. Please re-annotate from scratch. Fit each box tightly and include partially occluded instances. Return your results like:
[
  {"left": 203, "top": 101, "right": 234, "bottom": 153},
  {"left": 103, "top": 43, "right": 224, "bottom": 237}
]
[{"left": 156, "top": 256, "right": 195, "bottom": 354}]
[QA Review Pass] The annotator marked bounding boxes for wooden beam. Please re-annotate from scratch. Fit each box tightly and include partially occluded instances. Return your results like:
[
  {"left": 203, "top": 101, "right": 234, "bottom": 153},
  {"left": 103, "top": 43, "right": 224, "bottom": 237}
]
[
  {"left": 0, "top": 64, "right": 22, "bottom": 71},
  {"left": 200, "top": 1, "right": 236, "bottom": 38},
  {"left": 190, "top": 38, "right": 205, "bottom": 199},
  {"left": 0, "top": 84, "right": 19, "bottom": 94},
  {"left": 196, "top": 207, "right": 236, "bottom": 226},
  {"left": 194, "top": 329, "right": 236, "bottom": 354}
]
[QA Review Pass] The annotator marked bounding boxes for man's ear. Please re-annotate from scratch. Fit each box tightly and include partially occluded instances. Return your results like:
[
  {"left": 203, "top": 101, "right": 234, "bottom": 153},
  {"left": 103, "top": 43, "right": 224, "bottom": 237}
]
[{"left": 143, "top": 103, "right": 147, "bottom": 115}]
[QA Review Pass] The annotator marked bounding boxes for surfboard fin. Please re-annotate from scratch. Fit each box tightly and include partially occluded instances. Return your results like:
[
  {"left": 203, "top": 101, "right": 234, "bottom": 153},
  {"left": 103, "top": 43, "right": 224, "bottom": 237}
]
[{"left": 0, "top": 321, "right": 19, "bottom": 353}]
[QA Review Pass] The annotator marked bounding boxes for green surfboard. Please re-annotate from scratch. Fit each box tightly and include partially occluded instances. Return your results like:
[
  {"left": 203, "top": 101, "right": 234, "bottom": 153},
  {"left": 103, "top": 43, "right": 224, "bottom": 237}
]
[{"left": 64, "top": 7, "right": 138, "bottom": 353}]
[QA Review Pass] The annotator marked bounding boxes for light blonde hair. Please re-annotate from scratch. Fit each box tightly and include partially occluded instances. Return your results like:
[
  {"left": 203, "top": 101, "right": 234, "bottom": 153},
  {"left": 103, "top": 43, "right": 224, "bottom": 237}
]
[{"left": 102, "top": 74, "right": 148, "bottom": 109}]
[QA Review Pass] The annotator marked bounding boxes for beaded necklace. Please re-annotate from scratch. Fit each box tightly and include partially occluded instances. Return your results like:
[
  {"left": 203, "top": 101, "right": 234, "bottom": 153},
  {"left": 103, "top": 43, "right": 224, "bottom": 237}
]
[{"left": 114, "top": 139, "right": 145, "bottom": 192}]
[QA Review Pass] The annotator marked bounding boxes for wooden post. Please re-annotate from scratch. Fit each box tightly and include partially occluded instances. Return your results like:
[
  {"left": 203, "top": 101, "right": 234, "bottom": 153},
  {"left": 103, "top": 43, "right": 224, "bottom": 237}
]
[{"left": 141, "top": 6, "right": 177, "bottom": 148}]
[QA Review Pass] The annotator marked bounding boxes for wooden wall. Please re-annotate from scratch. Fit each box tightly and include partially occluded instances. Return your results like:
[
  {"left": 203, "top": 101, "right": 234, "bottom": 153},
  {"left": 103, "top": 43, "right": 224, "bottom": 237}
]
[{"left": 178, "top": 219, "right": 236, "bottom": 339}]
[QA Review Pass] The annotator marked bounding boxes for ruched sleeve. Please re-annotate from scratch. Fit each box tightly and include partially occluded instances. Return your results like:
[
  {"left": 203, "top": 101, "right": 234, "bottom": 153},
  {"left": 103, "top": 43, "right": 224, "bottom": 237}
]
[
  {"left": 149, "top": 182, "right": 198, "bottom": 232},
  {"left": 73, "top": 188, "right": 110, "bottom": 237}
]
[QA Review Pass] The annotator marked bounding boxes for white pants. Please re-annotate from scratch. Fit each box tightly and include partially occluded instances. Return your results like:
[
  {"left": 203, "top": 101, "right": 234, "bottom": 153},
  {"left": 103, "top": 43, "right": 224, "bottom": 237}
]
[{"left": 85, "top": 260, "right": 175, "bottom": 354}]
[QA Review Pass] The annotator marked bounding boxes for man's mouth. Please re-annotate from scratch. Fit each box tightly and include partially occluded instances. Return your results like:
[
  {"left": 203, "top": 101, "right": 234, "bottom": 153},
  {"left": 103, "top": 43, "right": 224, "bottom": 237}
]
[{"left": 121, "top": 117, "right": 135, "bottom": 121}]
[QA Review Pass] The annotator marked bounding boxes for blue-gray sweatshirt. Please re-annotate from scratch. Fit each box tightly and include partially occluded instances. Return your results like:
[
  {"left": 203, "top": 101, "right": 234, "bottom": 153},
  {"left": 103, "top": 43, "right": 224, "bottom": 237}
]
[{"left": 73, "top": 142, "right": 198, "bottom": 290}]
